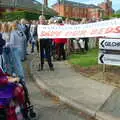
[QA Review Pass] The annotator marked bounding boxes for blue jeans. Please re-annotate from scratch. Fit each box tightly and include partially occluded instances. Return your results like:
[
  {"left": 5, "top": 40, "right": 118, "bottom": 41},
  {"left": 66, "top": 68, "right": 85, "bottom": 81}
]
[
  {"left": 3, "top": 47, "right": 14, "bottom": 74},
  {"left": 11, "top": 47, "right": 24, "bottom": 80},
  {"left": 31, "top": 41, "right": 35, "bottom": 52}
]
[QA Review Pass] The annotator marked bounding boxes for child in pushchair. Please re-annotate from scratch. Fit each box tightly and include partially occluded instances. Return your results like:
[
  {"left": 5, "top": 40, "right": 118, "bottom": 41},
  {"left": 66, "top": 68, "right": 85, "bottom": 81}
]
[{"left": 0, "top": 67, "right": 36, "bottom": 120}]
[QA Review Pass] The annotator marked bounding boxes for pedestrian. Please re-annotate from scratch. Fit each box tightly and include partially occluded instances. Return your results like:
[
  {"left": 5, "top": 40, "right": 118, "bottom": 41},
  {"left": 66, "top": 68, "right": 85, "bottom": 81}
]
[
  {"left": 30, "top": 20, "right": 37, "bottom": 53},
  {"left": 53, "top": 18, "right": 67, "bottom": 60},
  {"left": 1, "top": 22, "right": 13, "bottom": 74},
  {"left": 78, "top": 38, "right": 85, "bottom": 53},
  {"left": 0, "top": 22, "right": 6, "bottom": 69},
  {"left": 38, "top": 15, "right": 54, "bottom": 71},
  {"left": 18, "top": 19, "right": 27, "bottom": 61},
  {"left": 9, "top": 22, "right": 25, "bottom": 81},
  {"left": 80, "top": 18, "right": 89, "bottom": 51},
  {"left": 25, "top": 20, "right": 31, "bottom": 52},
  {"left": 83, "top": 38, "right": 89, "bottom": 51},
  {"left": 73, "top": 39, "right": 80, "bottom": 52}
]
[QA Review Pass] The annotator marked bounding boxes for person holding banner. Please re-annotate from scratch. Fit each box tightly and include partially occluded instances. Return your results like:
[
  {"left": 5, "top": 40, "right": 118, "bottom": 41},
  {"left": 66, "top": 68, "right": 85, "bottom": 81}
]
[
  {"left": 53, "top": 18, "right": 67, "bottom": 61},
  {"left": 38, "top": 15, "right": 54, "bottom": 71}
]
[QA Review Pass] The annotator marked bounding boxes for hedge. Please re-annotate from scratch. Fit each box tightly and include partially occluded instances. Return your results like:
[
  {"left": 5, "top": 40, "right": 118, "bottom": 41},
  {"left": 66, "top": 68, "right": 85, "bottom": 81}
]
[
  {"left": 103, "top": 14, "right": 120, "bottom": 20},
  {"left": 1, "top": 11, "right": 55, "bottom": 21},
  {"left": 112, "top": 14, "right": 120, "bottom": 18}
]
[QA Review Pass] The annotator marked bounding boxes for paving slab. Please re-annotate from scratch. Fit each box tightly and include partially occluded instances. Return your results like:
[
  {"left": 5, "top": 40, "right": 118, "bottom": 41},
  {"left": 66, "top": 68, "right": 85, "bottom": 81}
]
[
  {"left": 31, "top": 56, "right": 115, "bottom": 117},
  {"left": 96, "top": 88, "right": 120, "bottom": 120}
]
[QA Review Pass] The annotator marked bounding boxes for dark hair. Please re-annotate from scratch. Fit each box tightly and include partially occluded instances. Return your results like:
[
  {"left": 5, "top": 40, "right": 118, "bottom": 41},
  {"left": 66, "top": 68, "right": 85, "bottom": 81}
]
[{"left": 58, "top": 19, "right": 63, "bottom": 24}]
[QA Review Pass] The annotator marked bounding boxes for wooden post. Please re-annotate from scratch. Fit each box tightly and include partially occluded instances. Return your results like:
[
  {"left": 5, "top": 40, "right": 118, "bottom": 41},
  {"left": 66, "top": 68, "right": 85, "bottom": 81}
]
[{"left": 103, "top": 64, "right": 106, "bottom": 81}]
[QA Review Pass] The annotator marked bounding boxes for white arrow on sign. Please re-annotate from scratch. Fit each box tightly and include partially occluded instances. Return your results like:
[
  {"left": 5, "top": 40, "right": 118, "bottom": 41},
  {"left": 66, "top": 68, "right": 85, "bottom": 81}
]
[
  {"left": 98, "top": 53, "right": 120, "bottom": 66},
  {"left": 99, "top": 38, "right": 120, "bottom": 50}
]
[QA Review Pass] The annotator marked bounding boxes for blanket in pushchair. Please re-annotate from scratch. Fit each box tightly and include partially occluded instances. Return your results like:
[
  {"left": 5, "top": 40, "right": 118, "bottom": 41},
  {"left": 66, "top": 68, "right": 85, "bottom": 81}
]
[{"left": 0, "top": 82, "right": 16, "bottom": 106}]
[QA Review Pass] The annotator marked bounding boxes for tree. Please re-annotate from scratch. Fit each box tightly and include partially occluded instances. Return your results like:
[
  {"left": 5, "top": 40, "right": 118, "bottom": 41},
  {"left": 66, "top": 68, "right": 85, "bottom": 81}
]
[{"left": 116, "top": 9, "right": 120, "bottom": 14}]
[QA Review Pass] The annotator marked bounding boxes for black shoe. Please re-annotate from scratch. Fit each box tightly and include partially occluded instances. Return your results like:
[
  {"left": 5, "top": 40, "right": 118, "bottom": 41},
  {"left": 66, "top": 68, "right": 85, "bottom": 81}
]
[
  {"left": 50, "top": 67, "right": 54, "bottom": 71},
  {"left": 41, "top": 65, "right": 44, "bottom": 71},
  {"left": 41, "top": 67, "right": 43, "bottom": 71},
  {"left": 57, "top": 58, "right": 61, "bottom": 61},
  {"left": 63, "top": 58, "right": 66, "bottom": 60}
]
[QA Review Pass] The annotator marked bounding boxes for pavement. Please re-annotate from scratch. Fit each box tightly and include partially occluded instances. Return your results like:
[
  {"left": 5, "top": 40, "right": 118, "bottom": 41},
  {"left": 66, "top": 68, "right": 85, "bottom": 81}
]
[
  {"left": 30, "top": 54, "right": 120, "bottom": 120},
  {"left": 23, "top": 55, "right": 87, "bottom": 120}
]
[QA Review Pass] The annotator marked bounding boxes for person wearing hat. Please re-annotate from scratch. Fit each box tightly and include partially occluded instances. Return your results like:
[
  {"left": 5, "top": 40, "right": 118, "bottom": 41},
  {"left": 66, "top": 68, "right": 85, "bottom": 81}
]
[{"left": 38, "top": 15, "right": 54, "bottom": 71}]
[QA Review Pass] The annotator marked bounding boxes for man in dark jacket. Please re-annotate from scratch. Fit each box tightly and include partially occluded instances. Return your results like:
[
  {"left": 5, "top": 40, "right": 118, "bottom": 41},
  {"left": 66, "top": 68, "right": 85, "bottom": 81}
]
[{"left": 38, "top": 15, "right": 54, "bottom": 71}]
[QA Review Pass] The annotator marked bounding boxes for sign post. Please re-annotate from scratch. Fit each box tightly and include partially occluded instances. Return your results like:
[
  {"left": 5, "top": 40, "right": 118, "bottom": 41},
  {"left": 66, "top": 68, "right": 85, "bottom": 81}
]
[{"left": 99, "top": 38, "right": 120, "bottom": 81}]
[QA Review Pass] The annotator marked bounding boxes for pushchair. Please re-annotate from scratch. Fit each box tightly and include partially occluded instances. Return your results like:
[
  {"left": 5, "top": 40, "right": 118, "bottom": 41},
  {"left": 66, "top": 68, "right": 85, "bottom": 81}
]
[{"left": 0, "top": 68, "right": 36, "bottom": 120}]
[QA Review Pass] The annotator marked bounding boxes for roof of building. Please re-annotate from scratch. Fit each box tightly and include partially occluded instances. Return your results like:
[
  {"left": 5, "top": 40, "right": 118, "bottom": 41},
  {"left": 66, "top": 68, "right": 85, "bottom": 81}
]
[
  {"left": 52, "top": 0, "right": 101, "bottom": 9},
  {"left": 0, "top": 0, "right": 58, "bottom": 15}
]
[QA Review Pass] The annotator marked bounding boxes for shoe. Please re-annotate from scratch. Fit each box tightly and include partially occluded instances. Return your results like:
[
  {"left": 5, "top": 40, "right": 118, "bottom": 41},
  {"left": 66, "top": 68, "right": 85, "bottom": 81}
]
[
  {"left": 31, "top": 51, "right": 34, "bottom": 53},
  {"left": 26, "top": 53, "right": 29, "bottom": 55},
  {"left": 63, "top": 58, "right": 66, "bottom": 60},
  {"left": 57, "top": 58, "right": 61, "bottom": 61},
  {"left": 50, "top": 67, "right": 54, "bottom": 71},
  {"left": 41, "top": 65, "right": 44, "bottom": 71}
]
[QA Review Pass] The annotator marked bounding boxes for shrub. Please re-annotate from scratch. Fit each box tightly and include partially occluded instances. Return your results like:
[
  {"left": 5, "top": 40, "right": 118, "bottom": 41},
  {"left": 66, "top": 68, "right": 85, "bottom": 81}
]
[{"left": 1, "top": 11, "right": 55, "bottom": 21}]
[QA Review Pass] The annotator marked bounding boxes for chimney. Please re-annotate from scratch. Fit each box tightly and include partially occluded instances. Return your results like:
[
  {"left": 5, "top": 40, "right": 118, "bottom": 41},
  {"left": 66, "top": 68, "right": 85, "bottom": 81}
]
[{"left": 44, "top": 0, "right": 48, "bottom": 7}]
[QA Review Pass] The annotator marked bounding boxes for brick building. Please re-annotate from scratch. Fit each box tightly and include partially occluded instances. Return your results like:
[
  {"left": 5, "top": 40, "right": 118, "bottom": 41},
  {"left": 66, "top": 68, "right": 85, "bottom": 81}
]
[
  {"left": 98, "top": 0, "right": 113, "bottom": 16},
  {"left": 52, "top": 0, "right": 113, "bottom": 19},
  {"left": 0, "top": 0, "right": 57, "bottom": 16},
  {"left": 0, "top": 0, "right": 35, "bottom": 13}
]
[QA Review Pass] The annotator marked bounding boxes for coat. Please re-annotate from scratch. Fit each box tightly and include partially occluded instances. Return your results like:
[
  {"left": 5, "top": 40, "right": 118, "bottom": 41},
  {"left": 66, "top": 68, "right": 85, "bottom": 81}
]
[
  {"left": 53, "top": 24, "right": 67, "bottom": 44},
  {"left": 0, "top": 33, "right": 6, "bottom": 55}
]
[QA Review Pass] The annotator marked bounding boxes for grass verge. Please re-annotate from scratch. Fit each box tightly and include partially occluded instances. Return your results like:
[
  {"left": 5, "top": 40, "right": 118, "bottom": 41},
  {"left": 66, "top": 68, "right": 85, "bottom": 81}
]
[{"left": 68, "top": 48, "right": 98, "bottom": 67}]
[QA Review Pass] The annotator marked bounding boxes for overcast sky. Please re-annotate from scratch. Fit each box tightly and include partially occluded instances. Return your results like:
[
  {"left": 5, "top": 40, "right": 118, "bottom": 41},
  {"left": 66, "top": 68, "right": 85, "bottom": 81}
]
[{"left": 36, "top": 0, "right": 119, "bottom": 11}]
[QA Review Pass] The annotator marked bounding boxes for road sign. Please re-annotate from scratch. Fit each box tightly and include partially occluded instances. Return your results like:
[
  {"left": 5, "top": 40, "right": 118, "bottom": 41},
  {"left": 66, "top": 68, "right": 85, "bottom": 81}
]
[
  {"left": 99, "top": 38, "right": 120, "bottom": 50},
  {"left": 98, "top": 53, "right": 120, "bottom": 66}
]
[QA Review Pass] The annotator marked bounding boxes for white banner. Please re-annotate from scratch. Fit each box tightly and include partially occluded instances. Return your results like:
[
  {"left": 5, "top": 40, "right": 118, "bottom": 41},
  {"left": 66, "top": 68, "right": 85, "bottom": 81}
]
[{"left": 37, "top": 18, "right": 120, "bottom": 39}]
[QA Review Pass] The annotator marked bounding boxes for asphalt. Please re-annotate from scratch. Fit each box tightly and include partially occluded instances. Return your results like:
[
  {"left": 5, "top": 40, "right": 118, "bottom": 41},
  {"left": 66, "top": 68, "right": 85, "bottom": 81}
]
[{"left": 30, "top": 54, "right": 120, "bottom": 120}]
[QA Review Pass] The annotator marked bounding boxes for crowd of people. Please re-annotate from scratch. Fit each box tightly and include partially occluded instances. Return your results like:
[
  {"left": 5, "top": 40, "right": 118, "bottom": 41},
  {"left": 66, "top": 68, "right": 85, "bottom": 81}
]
[
  {"left": 0, "top": 15, "right": 102, "bottom": 119},
  {"left": 0, "top": 16, "right": 101, "bottom": 79},
  {"left": 0, "top": 15, "right": 102, "bottom": 79}
]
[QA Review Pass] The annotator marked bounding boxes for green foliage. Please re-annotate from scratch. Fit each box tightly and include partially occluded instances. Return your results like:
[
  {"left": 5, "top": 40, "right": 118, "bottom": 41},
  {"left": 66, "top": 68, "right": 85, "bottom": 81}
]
[
  {"left": 68, "top": 49, "right": 98, "bottom": 67},
  {"left": 102, "top": 13, "right": 120, "bottom": 20},
  {"left": 2, "top": 11, "right": 38, "bottom": 21},
  {"left": 112, "top": 14, "right": 120, "bottom": 18},
  {"left": 116, "top": 9, "right": 120, "bottom": 14},
  {"left": 1, "top": 11, "right": 55, "bottom": 21},
  {"left": 102, "top": 16, "right": 110, "bottom": 20}
]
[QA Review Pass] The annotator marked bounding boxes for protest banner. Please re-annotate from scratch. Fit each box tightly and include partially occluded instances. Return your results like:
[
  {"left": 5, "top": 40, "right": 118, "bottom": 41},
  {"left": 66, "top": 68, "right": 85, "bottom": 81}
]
[{"left": 37, "top": 18, "right": 120, "bottom": 39}]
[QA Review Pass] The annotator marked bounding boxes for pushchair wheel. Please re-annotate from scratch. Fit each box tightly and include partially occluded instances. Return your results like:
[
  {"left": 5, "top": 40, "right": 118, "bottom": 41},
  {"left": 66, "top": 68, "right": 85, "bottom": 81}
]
[
  {"left": 27, "top": 105, "right": 36, "bottom": 118},
  {"left": 0, "top": 108, "right": 7, "bottom": 120},
  {"left": 30, "top": 109, "right": 36, "bottom": 118}
]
